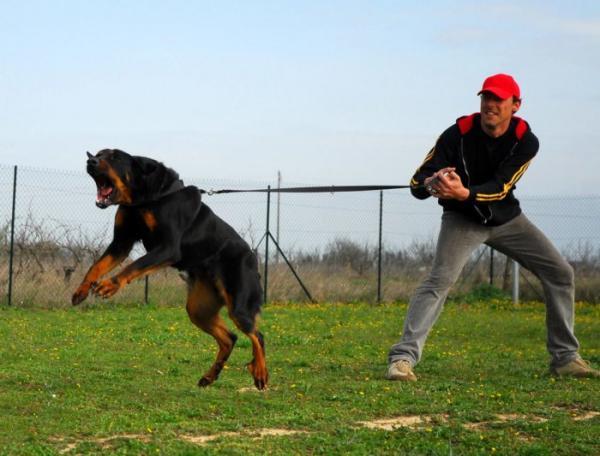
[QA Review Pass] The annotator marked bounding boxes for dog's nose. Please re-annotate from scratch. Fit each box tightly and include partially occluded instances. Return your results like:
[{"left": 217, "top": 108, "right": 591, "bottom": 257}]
[{"left": 86, "top": 152, "right": 99, "bottom": 167}]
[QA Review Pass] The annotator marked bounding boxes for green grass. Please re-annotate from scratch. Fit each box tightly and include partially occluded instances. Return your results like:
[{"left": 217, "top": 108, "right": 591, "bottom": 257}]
[{"left": 0, "top": 300, "right": 598, "bottom": 455}]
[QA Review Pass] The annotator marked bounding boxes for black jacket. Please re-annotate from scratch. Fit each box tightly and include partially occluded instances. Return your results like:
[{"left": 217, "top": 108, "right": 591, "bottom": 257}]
[{"left": 410, "top": 113, "right": 539, "bottom": 226}]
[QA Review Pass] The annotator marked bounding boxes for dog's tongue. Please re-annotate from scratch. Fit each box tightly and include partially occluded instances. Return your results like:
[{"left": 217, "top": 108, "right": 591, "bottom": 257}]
[{"left": 98, "top": 186, "right": 113, "bottom": 198}]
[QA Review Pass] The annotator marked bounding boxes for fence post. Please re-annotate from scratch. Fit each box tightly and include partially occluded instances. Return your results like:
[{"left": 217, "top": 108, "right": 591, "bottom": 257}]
[
  {"left": 512, "top": 260, "right": 519, "bottom": 304},
  {"left": 263, "top": 185, "right": 271, "bottom": 305},
  {"left": 489, "top": 247, "right": 494, "bottom": 286},
  {"left": 144, "top": 276, "right": 149, "bottom": 304},
  {"left": 275, "top": 171, "right": 281, "bottom": 264},
  {"left": 377, "top": 190, "right": 383, "bottom": 303},
  {"left": 7, "top": 165, "right": 17, "bottom": 306}
]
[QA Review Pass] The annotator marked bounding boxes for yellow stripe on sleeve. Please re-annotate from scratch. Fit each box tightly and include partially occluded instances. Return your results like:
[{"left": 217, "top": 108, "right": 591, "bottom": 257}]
[{"left": 475, "top": 161, "right": 532, "bottom": 202}]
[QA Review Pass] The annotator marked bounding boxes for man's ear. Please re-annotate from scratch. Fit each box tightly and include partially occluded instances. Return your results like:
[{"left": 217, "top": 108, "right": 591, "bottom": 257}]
[{"left": 512, "top": 99, "right": 522, "bottom": 114}]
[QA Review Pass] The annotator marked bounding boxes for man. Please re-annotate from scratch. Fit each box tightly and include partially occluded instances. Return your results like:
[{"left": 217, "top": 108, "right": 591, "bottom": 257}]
[{"left": 387, "top": 73, "right": 599, "bottom": 381}]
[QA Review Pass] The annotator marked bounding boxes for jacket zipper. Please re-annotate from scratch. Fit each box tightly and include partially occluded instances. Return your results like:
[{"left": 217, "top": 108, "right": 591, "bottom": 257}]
[{"left": 460, "top": 137, "right": 492, "bottom": 224}]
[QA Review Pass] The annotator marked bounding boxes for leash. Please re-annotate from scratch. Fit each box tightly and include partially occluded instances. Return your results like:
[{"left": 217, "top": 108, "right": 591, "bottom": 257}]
[{"left": 199, "top": 184, "right": 414, "bottom": 196}]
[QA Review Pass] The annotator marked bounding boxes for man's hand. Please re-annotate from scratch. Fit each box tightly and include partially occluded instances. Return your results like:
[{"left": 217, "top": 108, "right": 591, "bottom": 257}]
[{"left": 425, "top": 167, "right": 470, "bottom": 201}]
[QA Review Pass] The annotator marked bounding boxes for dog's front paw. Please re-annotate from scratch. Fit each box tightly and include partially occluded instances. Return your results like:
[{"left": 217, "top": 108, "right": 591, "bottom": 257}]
[
  {"left": 92, "top": 277, "right": 122, "bottom": 299},
  {"left": 72, "top": 282, "right": 93, "bottom": 305}
]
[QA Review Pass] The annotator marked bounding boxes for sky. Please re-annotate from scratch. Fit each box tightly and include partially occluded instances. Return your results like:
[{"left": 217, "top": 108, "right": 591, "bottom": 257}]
[{"left": 1, "top": 0, "right": 600, "bottom": 195}]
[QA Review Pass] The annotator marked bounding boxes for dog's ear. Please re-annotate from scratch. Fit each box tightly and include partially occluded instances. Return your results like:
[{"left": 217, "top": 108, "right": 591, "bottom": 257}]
[
  {"left": 132, "top": 155, "right": 182, "bottom": 201},
  {"left": 132, "top": 156, "right": 161, "bottom": 176}
]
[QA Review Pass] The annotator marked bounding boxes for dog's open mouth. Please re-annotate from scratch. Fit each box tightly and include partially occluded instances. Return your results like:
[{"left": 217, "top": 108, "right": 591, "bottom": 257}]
[{"left": 94, "top": 175, "right": 115, "bottom": 208}]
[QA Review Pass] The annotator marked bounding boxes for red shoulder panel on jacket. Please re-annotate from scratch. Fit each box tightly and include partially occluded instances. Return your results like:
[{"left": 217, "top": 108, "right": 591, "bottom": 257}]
[
  {"left": 456, "top": 113, "right": 478, "bottom": 135},
  {"left": 513, "top": 116, "right": 528, "bottom": 140},
  {"left": 458, "top": 113, "right": 528, "bottom": 140}
]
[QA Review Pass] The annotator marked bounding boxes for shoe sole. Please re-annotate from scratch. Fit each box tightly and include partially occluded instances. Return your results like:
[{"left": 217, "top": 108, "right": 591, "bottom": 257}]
[
  {"left": 550, "top": 368, "right": 600, "bottom": 378},
  {"left": 386, "top": 372, "right": 417, "bottom": 382},
  {"left": 552, "top": 371, "right": 600, "bottom": 378}
]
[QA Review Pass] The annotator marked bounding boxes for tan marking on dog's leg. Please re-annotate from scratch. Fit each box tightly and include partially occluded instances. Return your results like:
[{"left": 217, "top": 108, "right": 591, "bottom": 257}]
[
  {"left": 214, "top": 279, "right": 268, "bottom": 390},
  {"left": 186, "top": 279, "right": 236, "bottom": 387}
]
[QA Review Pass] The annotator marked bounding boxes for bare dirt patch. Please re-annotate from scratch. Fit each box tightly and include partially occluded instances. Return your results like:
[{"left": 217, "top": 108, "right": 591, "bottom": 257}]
[
  {"left": 552, "top": 406, "right": 600, "bottom": 422},
  {"left": 357, "top": 415, "right": 448, "bottom": 431},
  {"left": 237, "top": 386, "right": 270, "bottom": 393},
  {"left": 53, "top": 429, "right": 305, "bottom": 452},
  {"left": 180, "top": 428, "right": 307, "bottom": 446},
  {"left": 52, "top": 434, "right": 151, "bottom": 454},
  {"left": 463, "top": 414, "right": 547, "bottom": 430},
  {"left": 495, "top": 414, "right": 546, "bottom": 422},
  {"left": 50, "top": 409, "right": 598, "bottom": 452},
  {"left": 180, "top": 432, "right": 238, "bottom": 445},
  {"left": 571, "top": 411, "right": 599, "bottom": 421},
  {"left": 58, "top": 442, "right": 78, "bottom": 455}
]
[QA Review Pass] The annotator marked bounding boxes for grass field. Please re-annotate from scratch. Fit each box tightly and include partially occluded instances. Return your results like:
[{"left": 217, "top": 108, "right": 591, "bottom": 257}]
[{"left": 0, "top": 300, "right": 598, "bottom": 455}]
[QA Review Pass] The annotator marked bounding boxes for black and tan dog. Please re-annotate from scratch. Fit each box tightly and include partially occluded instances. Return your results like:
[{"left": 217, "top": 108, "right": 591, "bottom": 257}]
[{"left": 72, "top": 149, "right": 268, "bottom": 389}]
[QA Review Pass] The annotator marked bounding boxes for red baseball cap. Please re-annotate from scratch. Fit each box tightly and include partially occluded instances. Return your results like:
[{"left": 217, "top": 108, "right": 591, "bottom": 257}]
[{"left": 477, "top": 73, "right": 520, "bottom": 100}]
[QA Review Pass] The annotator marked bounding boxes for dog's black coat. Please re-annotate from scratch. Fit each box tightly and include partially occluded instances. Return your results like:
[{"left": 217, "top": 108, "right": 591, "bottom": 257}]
[{"left": 73, "top": 149, "right": 267, "bottom": 389}]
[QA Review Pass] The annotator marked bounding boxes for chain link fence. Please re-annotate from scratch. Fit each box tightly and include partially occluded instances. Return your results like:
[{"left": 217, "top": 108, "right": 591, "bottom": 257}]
[{"left": 1, "top": 163, "right": 599, "bottom": 307}]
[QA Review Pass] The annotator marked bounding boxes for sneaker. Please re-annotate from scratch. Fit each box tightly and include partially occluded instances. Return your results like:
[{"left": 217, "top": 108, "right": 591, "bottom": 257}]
[
  {"left": 551, "top": 358, "right": 600, "bottom": 378},
  {"left": 386, "top": 360, "right": 417, "bottom": 382}
]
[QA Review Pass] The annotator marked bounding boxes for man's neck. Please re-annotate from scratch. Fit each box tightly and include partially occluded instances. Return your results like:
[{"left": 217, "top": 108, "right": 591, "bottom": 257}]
[{"left": 481, "top": 119, "right": 511, "bottom": 138}]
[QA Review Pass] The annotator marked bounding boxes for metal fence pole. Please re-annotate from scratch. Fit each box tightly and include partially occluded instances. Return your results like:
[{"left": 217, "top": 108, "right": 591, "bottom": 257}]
[
  {"left": 7, "top": 165, "right": 17, "bottom": 306},
  {"left": 377, "top": 190, "right": 383, "bottom": 303},
  {"left": 512, "top": 260, "right": 519, "bottom": 304},
  {"left": 263, "top": 185, "right": 271, "bottom": 305},
  {"left": 275, "top": 171, "right": 281, "bottom": 264},
  {"left": 489, "top": 247, "right": 494, "bottom": 286}
]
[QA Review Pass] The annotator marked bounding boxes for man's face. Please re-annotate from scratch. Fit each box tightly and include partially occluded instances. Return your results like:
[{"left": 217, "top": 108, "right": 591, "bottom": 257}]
[{"left": 480, "top": 92, "right": 521, "bottom": 132}]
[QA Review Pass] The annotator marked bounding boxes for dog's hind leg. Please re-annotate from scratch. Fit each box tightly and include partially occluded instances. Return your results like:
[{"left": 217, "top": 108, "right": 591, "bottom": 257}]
[
  {"left": 195, "top": 314, "right": 238, "bottom": 387},
  {"left": 186, "top": 278, "right": 237, "bottom": 387},
  {"left": 215, "top": 278, "right": 268, "bottom": 390},
  {"left": 243, "top": 329, "right": 268, "bottom": 390}
]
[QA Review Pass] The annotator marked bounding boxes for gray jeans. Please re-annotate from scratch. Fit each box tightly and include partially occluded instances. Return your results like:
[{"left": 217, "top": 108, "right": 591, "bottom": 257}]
[{"left": 388, "top": 211, "right": 579, "bottom": 369}]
